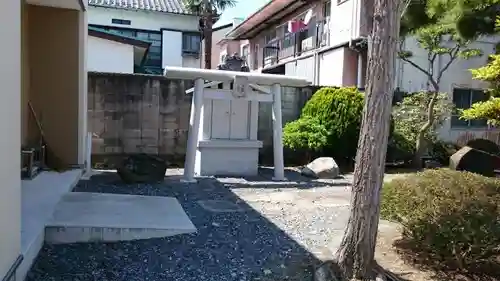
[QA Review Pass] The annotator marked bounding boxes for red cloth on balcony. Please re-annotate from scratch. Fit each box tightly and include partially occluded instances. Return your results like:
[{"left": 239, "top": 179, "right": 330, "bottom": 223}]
[{"left": 287, "top": 20, "right": 306, "bottom": 33}]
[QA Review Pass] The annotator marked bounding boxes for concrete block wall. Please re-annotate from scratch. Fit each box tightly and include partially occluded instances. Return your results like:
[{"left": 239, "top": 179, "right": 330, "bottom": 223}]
[{"left": 88, "top": 72, "right": 313, "bottom": 167}]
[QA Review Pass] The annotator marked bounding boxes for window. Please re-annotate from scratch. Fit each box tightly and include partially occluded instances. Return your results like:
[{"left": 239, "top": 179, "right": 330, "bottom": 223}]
[
  {"left": 97, "top": 26, "right": 162, "bottom": 74},
  {"left": 253, "top": 44, "right": 259, "bottom": 69},
  {"left": 241, "top": 45, "right": 249, "bottom": 60},
  {"left": 280, "top": 25, "right": 295, "bottom": 49},
  {"left": 136, "top": 31, "right": 163, "bottom": 72},
  {"left": 323, "top": 1, "right": 331, "bottom": 18},
  {"left": 182, "top": 33, "right": 201, "bottom": 55},
  {"left": 451, "top": 88, "right": 488, "bottom": 128},
  {"left": 302, "top": 17, "right": 317, "bottom": 39},
  {"left": 220, "top": 51, "right": 227, "bottom": 64},
  {"left": 110, "top": 28, "right": 136, "bottom": 37},
  {"left": 264, "top": 30, "right": 277, "bottom": 44},
  {"left": 111, "top": 18, "right": 131, "bottom": 25}
]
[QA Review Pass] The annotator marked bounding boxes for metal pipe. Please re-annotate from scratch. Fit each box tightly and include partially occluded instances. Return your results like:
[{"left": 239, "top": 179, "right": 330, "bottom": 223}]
[{"left": 86, "top": 132, "right": 92, "bottom": 176}]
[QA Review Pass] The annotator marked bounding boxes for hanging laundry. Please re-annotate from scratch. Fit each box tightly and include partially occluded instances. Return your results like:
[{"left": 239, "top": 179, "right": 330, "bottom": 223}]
[
  {"left": 303, "top": 9, "right": 314, "bottom": 25},
  {"left": 287, "top": 19, "right": 306, "bottom": 33}
]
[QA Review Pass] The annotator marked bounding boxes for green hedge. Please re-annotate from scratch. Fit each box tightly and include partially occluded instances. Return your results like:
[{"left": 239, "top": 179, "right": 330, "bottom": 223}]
[
  {"left": 282, "top": 116, "right": 329, "bottom": 161},
  {"left": 381, "top": 169, "right": 500, "bottom": 268},
  {"left": 300, "top": 87, "right": 364, "bottom": 163}
]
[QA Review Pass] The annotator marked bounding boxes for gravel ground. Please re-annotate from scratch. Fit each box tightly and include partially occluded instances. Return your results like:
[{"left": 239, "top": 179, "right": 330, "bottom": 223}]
[{"left": 26, "top": 169, "right": 353, "bottom": 281}]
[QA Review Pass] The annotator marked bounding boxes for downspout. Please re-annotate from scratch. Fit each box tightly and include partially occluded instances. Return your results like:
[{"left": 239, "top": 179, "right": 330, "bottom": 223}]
[
  {"left": 313, "top": 47, "right": 320, "bottom": 85},
  {"left": 348, "top": 0, "right": 359, "bottom": 49},
  {"left": 357, "top": 51, "right": 363, "bottom": 88},
  {"left": 312, "top": 7, "right": 320, "bottom": 85},
  {"left": 349, "top": 0, "right": 364, "bottom": 88}
]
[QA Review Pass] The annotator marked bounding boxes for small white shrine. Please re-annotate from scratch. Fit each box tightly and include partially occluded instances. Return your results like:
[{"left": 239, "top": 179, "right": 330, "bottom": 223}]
[{"left": 164, "top": 66, "right": 310, "bottom": 182}]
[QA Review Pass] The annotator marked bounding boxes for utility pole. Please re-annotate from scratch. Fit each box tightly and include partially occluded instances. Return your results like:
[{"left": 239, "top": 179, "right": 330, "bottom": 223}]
[{"left": 202, "top": 0, "right": 212, "bottom": 69}]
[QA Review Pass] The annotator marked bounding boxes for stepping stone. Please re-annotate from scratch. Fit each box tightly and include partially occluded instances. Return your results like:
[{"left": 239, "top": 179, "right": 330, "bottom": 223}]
[{"left": 46, "top": 192, "right": 197, "bottom": 244}]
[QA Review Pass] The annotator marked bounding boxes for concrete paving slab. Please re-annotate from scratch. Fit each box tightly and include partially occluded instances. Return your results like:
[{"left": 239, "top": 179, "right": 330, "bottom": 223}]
[
  {"left": 46, "top": 192, "right": 196, "bottom": 243},
  {"left": 20, "top": 169, "right": 82, "bottom": 281}
]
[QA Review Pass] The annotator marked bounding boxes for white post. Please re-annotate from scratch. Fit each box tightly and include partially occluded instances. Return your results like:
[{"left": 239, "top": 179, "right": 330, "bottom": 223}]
[
  {"left": 182, "top": 78, "right": 204, "bottom": 183},
  {"left": 77, "top": 10, "right": 88, "bottom": 166},
  {"left": 271, "top": 83, "right": 285, "bottom": 181},
  {"left": 86, "top": 132, "right": 92, "bottom": 175}
]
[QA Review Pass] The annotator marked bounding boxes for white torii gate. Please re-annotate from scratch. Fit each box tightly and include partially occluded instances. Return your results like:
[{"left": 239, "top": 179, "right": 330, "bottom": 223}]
[{"left": 164, "top": 66, "right": 310, "bottom": 182}]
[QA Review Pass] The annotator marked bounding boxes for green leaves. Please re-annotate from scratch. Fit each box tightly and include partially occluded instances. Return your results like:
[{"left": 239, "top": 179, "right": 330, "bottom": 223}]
[
  {"left": 182, "top": 0, "right": 237, "bottom": 15},
  {"left": 403, "top": 0, "right": 498, "bottom": 39},
  {"left": 393, "top": 91, "right": 454, "bottom": 145},
  {"left": 282, "top": 117, "right": 329, "bottom": 152},
  {"left": 458, "top": 48, "right": 483, "bottom": 58},
  {"left": 461, "top": 97, "right": 500, "bottom": 126},
  {"left": 459, "top": 18, "right": 500, "bottom": 125},
  {"left": 287, "top": 87, "right": 364, "bottom": 162},
  {"left": 398, "top": 50, "right": 413, "bottom": 59}
]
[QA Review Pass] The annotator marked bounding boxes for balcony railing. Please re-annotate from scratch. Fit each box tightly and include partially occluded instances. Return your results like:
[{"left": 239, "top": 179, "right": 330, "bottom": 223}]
[{"left": 261, "top": 18, "right": 331, "bottom": 68}]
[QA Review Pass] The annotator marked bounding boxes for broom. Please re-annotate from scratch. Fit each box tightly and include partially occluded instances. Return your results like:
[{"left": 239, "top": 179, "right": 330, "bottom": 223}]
[{"left": 28, "top": 101, "right": 66, "bottom": 171}]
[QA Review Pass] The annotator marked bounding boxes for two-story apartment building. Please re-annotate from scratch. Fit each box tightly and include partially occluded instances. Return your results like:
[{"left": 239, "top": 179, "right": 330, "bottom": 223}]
[
  {"left": 225, "top": 0, "right": 500, "bottom": 144},
  {"left": 226, "top": 0, "right": 369, "bottom": 87},
  {"left": 87, "top": 0, "right": 202, "bottom": 74}
]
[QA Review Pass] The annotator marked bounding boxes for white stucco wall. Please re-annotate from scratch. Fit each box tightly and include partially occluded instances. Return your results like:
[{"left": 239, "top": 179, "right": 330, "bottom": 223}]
[
  {"left": 88, "top": 36, "right": 134, "bottom": 73},
  {"left": 162, "top": 29, "right": 183, "bottom": 67},
  {"left": 395, "top": 35, "right": 500, "bottom": 143},
  {"left": 318, "top": 48, "right": 346, "bottom": 86},
  {"left": 0, "top": 0, "right": 21, "bottom": 279},
  {"left": 330, "top": 0, "right": 363, "bottom": 46},
  {"left": 88, "top": 6, "right": 201, "bottom": 69}
]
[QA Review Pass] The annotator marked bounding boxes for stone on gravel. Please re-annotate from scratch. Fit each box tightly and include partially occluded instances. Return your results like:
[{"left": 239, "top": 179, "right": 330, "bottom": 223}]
[{"left": 302, "top": 157, "right": 340, "bottom": 179}]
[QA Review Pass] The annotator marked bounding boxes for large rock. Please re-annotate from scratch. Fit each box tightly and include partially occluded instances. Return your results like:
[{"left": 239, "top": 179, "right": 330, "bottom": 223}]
[
  {"left": 466, "top": 138, "right": 500, "bottom": 156},
  {"left": 449, "top": 146, "right": 496, "bottom": 177},
  {"left": 301, "top": 157, "right": 340, "bottom": 179},
  {"left": 117, "top": 154, "right": 168, "bottom": 183}
]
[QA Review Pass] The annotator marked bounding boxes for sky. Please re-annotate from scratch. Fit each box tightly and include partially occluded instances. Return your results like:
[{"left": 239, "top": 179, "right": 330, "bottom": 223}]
[{"left": 214, "top": 0, "right": 271, "bottom": 28}]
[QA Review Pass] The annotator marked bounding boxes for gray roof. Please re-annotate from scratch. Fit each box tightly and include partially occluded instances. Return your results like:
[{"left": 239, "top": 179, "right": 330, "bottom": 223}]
[{"left": 88, "top": 0, "right": 194, "bottom": 14}]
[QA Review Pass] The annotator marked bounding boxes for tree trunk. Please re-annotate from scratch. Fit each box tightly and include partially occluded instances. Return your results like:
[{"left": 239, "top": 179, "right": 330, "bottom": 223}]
[
  {"left": 202, "top": 0, "right": 212, "bottom": 69},
  {"left": 203, "top": 18, "right": 213, "bottom": 69},
  {"left": 333, "top": 0, "right": 400, "bottom": 279},
  {"left": 413, "top": 90, "right": 439, "bottom": 169}
]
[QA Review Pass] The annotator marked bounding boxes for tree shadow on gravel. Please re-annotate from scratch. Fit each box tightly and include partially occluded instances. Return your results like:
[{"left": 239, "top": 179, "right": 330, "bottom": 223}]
[
  {"left": 216, "top": 167, "right": 352, "bottom": 189},
  {"left": 26, "top": 171, "right": 335, "bottom": 281}
]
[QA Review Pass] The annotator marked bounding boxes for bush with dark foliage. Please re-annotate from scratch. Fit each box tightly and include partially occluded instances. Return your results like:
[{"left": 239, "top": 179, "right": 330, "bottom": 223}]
[
  {"left": 386, "top": 131, "right": 415, "bottom": 164},
  {"left": 300, "top": 87, "right": 364, "bottom": 163},
  {"left": 430, "top": 140, "right": 461, "bottom": 166},
  {"left": 381, "top": 169, "right": 500, "bottom": 269}
]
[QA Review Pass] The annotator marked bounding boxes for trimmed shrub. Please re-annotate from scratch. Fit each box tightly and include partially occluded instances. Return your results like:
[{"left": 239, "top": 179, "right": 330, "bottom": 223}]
[
  {"left": 301, "top": 87, "right": 364, "bottom": 163},
  {"left": 381, "top": 169, "right": 500, "bottom": 268},
  {"left": 386, "top": 131, "right": 415, "bottom": 164},
  {"left": 283, "top": 117, "right": 329, "bottom": 162},
  {"left": 429, "top": 140, "right": 461, "bottom": 166},
  {"left": 392, "top": 91, "right": 453, "bottom": 148}
]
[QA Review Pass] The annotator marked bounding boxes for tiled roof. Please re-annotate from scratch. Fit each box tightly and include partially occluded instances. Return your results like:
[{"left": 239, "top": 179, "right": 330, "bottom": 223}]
[{"left": 88, "top": 0, "right": 194, "bottom": 14}]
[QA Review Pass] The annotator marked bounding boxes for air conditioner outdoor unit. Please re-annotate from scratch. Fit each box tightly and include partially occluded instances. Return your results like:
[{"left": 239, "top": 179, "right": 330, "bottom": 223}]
[
  {"left": 264, "top": 55, "right": 277, "bottom": 67},
  {"left": 301, "top": 37, "right": 313, "bottom": 50}
]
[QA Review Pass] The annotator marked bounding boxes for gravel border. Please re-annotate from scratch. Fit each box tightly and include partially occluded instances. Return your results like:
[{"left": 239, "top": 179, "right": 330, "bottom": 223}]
[{"left": 27, "top": 169, "right": 352, "bottom": 281}]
